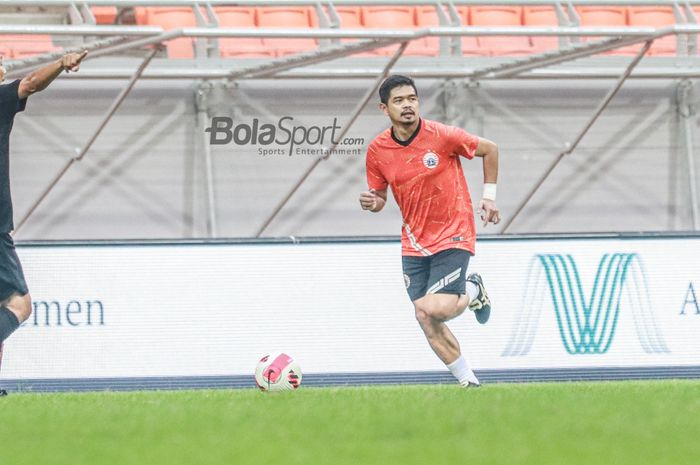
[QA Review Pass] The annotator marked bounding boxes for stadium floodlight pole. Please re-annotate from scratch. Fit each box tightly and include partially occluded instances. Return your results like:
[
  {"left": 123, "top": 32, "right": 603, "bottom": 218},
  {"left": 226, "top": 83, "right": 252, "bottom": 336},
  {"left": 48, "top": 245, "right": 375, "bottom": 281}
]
[
  {"left": 13, "top": 47, "right": 161, "bottom": 235},
  {"left": 254, "top": 41, "right": 410, "bottom": 238},
  {"left": 500, "top": 39, "right": 653, "bottom": 234}
]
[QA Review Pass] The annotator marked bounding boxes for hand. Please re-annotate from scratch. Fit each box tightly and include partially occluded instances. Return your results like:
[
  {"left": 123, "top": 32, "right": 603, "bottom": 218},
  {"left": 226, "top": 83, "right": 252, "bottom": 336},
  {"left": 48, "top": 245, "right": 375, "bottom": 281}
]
[
  {"left": 478, "top": 198, "right": 500, "bottom": 227},
  {"left": 61, "top": 50, "right": 88, "bottom": 73},
  {"left": 0, "top": 65, "right": 5, "bottom": 83},
  {"left": 359, "top": 189, "right": 380, "bottom": 211}
]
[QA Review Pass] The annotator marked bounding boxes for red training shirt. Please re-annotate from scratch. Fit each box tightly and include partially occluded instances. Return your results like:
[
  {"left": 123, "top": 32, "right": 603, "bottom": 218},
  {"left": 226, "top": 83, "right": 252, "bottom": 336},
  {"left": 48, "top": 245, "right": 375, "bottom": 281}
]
[{"left": 365, "top": 119, "right": 479, "bottom": 257}]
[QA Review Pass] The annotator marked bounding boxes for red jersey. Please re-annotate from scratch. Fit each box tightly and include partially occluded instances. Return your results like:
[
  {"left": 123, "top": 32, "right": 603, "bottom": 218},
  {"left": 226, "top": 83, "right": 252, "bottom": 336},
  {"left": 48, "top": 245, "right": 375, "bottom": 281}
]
[{"left": 366, "top": 119, "right": 479, "bottom": 257}]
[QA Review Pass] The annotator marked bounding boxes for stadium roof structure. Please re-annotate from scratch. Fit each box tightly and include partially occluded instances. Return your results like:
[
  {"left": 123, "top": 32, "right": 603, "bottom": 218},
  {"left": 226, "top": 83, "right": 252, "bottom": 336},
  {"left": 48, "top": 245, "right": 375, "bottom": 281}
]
[{"left": 2, "top": 0, "right": 700, "bottom": 235}]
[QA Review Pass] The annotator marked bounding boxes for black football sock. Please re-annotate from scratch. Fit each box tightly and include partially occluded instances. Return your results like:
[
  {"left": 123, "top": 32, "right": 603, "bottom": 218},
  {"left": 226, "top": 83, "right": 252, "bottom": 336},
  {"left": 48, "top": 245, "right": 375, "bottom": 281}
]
[{"left": 0, "top": 307, "right": 20, "bottom": 343}]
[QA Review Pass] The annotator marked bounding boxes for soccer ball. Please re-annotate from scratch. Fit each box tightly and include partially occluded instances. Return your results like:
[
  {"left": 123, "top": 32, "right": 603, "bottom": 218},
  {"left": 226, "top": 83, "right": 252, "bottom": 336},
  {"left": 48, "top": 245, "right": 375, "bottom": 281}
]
[{"left": 254, "top": 352, "right": 302, "bottom": 392}]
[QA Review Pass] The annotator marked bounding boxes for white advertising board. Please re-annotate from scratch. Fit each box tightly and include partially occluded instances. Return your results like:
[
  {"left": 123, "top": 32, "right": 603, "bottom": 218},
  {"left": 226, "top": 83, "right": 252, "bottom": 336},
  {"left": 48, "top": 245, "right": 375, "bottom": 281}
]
[{"left": 1, "top": 237, "right": 698, "bottom": 385}]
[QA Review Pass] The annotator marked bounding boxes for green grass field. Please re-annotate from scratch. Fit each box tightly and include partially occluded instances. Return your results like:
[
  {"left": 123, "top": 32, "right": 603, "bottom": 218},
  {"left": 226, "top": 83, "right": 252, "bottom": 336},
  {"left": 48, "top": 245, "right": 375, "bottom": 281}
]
[{"left": 1, "top": 380, "right": 698, "bottom": 465}]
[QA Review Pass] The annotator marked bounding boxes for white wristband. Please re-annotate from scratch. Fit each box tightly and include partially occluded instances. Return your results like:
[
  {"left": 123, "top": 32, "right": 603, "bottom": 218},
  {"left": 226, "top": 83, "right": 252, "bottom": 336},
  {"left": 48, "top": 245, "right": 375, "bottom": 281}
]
[{"left": 483, "top": 183, "right": 497, "bottom": 201}]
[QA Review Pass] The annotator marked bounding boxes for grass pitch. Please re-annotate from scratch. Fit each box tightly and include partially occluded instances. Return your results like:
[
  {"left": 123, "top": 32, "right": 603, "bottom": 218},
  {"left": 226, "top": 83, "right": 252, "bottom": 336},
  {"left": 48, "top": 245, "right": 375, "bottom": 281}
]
[{"left": 1, "top": 380, "right": 698, "bottom": 465}]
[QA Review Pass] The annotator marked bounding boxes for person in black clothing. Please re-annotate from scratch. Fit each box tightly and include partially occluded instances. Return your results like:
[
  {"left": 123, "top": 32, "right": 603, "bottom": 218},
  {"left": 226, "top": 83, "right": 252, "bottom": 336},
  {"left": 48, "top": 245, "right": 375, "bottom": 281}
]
[{"left": 0, "top": 51, "right": 88, "bottom": 392}]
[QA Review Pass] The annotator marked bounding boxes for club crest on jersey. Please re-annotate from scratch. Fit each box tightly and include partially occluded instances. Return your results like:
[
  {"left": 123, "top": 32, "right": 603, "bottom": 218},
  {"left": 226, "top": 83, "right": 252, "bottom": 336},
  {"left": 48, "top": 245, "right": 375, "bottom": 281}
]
[{"left": 423, "top": 152, "right": 439, "bottom": 169}]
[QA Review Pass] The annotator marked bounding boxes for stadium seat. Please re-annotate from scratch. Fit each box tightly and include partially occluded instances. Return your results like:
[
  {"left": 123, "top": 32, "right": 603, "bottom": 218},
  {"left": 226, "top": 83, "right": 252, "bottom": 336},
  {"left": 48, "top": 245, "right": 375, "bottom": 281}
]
[
  {"left": 471, "top": 6, "right": 532, "bottom": 56},
  {"left": 524, "top": 6, "right": 560, "bottom": 52},
  {"left": 215, "top": 7, "right": 272, "bottom": 58},
  {"left": 362, "top": 6, "right": 431, "bottom": 56},
  {"left": 576, "top": 6, "right": 636, "bottom": 55},
  {"left": 333, "top": 6, "right": 362, "bottom": 28},
  {"left": 416, "top": 6, "right": 451, "bottom": 55},
  {"left": 257, "top": 7, "right": 318, "bottom": 56},
  {"left": 135, "top": 7, "right": 197, "bottom": 58},
  {"left": 0, "top": 44, "right": 11, "bottom": 60},
  {"left": 325, "top": 6, "right": 373, "bottom": 57},
  {"left": 628, "top": 7, "right": 677, "bottom": 56},
  {"left": 457, "top": 7, "right": 483, "bottom": 56},
  {"left": 92, "top": 6, "right": 118, "bottom": 24},
  {"left": 1, "top": 35, "right": 57, "bottom": 59}
]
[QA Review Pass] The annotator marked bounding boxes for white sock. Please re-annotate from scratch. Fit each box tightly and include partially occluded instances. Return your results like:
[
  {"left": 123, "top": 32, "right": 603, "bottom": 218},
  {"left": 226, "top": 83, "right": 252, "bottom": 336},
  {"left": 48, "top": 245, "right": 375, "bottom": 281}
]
[
  {"left": 465, "top": 281, "right": 479, "bottom": 301},
  {"left": 446, "top": 355, "right": 480, "bottom": 386}
]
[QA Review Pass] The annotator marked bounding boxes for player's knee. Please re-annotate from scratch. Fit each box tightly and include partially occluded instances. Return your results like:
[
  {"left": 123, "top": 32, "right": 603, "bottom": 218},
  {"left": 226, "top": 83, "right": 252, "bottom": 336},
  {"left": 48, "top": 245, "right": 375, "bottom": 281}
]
[
  {"left": 414, "top": 301, "right": 451, "bottom": 323},
  {"left": 8, "top": 294, "right": 32, "bottom": 323}
]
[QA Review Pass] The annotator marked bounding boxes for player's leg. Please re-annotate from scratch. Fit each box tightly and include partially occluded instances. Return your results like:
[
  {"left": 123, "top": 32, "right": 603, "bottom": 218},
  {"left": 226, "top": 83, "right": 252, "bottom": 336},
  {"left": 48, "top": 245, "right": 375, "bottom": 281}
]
[
  {"left": 1, "top": 293, "right": 32, "bottom": 338},
  {"left": 466, "top": 273, "right": 491, "bottom": 324},
  {"left": 0, "top": 232, "right": 32, "bottom": 342},
  {"left": 0, "top": 233, "right": 32, "bottom": 396},
  {"left": 409, "top": 249, "right": 480, "bottom": 387},
  {"left": 413, "top": 294, "right": 480, "bottom": 387},
  {"left": 0, "top": 342, "right": 6, "bottom": 396}
]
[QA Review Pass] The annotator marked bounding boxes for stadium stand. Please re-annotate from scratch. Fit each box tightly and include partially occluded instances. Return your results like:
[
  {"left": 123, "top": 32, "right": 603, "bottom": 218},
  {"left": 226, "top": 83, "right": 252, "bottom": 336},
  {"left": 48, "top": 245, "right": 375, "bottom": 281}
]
[
  {"left": 134, "top": 7, "right": 198, "bottom": 58},
  {"left": 524, "top": 6, "right": 561, "bottom": 52},
  {"left": 2, "top": 1, "right": 700, "bottom": 239},
  {"left": 257, "top": 7, "right": 318, "bottom": 56},
  {"left": 470, "top": 6, "right": 533, "bottom": 56},
  {"left": 91, "top": 6, "right": 118, "bottom": 25},
  {"left": 215, "top": 7, "right": 271, "bottom": 58},
  {"left": 628, "top": 6, "right": 678, "bottom": 55},
  {"left": 362, "top": 6, "right": 428, "bottom": 56},
  {"left": 0, "top": 34, "right": 56, "bottom": 58}
]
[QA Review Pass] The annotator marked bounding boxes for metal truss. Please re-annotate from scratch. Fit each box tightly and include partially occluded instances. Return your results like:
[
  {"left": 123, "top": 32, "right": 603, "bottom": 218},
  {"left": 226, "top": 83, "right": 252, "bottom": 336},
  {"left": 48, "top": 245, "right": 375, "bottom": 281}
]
[{"left": 4, "top": 0, "right": 700, "bottom": 233}]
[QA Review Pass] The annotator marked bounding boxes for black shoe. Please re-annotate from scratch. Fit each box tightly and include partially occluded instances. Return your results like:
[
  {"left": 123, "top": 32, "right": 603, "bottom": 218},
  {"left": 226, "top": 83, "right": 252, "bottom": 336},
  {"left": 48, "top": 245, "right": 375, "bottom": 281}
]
[
  {"left": 0, "top": 389, "right": 8, "bottom": 397},
  {"left": 466, "top": 273, "right": 491, "bottom": 324}
]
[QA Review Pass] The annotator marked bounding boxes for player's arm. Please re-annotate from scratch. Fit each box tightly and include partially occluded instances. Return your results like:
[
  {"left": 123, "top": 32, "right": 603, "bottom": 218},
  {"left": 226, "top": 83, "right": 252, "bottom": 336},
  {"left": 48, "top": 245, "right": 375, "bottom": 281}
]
[
  {"left": 18, "top": 50, "right": 87, "bottom": 99},
  {"left": 359, "top": 189, "right": 387, "bottom": 213},
  {"left": 474, "top": 137, "right": 500, "bottom": 226}
]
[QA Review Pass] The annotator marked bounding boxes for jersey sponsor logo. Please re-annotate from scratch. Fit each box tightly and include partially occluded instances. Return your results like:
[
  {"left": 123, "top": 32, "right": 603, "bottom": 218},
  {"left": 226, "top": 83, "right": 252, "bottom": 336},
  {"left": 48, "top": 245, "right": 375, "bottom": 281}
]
[
  {"left": 423, "top": 152, "right": 439, "bottom": 169},
  {"left": 503, "top": 253, "right": 669, "bottom": 356}
]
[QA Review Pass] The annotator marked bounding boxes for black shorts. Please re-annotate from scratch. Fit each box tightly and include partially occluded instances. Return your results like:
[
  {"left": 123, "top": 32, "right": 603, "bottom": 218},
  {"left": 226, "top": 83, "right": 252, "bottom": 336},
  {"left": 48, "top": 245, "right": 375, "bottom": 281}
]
[
  {"left": 0, "top": 233, "right": 28, "bottom": 302},
  {"left": 402, "top": 248, "right": 471, "bottom": 302}
]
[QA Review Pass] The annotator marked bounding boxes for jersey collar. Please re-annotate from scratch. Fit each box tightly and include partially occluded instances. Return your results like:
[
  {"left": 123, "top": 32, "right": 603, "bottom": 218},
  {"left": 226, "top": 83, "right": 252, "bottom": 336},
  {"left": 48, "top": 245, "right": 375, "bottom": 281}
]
[{"left": 391, "top": 118, "right": 422, "bottom": 147}]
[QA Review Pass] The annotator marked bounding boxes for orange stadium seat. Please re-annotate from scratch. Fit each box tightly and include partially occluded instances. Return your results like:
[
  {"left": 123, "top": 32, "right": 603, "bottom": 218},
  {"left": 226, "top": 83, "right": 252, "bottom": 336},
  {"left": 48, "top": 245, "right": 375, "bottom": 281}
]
[
  {"left": 628, "top": 6, "right": 677, "bottom": 55},
  {"left": 0, "top": 44, "right": 11, "bottom": 60},
  {"left": 257, "top": 7, "right": 318, "bottom": 56},
  {"left": 215, "top": 7, "right": 272, "bottom": 58},
  {"left": 416, "top": 5, "right": 451, "bottom": 55},
  {"left": 327, "top": 6, "right": 370, "bottom": 56},
  {"left": 1, "top": 35, "right": 57, "bottom": 58},
  {"left": 471, "top": 6, "right": 532, "bottom": 56},
  {"left": 333, "top": 6, "right": 362, "bottom": 28},
  {"left": 92, "top": 6, "right": 118, "bottom": 24},
  {"left": 524, "top": 6, "right": 560, "bottom": 52},
  {"left": 135, "top": 7, "right": 197, "bottom": 58},
  {"left": 362, "top": 6, "right": 430, "bottom": 56},
  {"left": 457, "top": 7, "right": 483, "bottom": 56},
  {"left": 576, "top": 6, "right": 637, "bottom": 55}
]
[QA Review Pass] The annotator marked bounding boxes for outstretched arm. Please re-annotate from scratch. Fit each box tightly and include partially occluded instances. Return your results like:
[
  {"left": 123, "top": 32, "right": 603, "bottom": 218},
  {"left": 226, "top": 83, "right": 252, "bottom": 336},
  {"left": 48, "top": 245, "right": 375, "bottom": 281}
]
[
  {"left": 474, "top": 137, "right": 500, "bottom": 226},
  {"left": 18, "top": 50, "right": 88, "bottom": 99}
]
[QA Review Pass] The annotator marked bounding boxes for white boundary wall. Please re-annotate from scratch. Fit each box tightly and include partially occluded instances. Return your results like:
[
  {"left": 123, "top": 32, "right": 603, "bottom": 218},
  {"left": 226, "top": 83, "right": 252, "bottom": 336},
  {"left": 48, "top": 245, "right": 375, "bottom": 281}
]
[{"left": 1, "top": 235, "right": 698, "bottom": 386}]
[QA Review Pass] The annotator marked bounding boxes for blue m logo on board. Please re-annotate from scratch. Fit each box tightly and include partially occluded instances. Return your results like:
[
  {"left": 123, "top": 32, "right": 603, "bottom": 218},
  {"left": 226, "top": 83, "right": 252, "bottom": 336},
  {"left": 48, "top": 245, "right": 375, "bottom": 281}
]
[{"left": 502, "top": 253, "right": 670, "bottom": 356}]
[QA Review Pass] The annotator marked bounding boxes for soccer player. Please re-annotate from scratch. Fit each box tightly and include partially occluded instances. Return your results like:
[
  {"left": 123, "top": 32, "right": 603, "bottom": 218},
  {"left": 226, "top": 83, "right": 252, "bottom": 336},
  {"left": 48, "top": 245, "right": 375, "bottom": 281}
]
[
  {"left": 0, "top": 51, "right": 88, "bottom": 395},
  {"left": 359, "top": 75, "right": 500, "bottom": 388}
]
